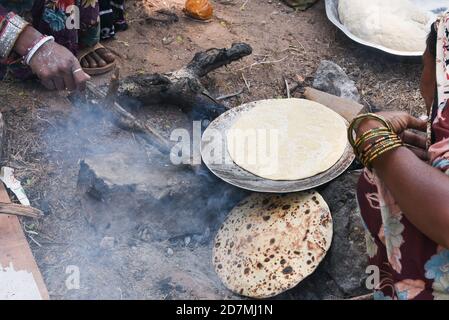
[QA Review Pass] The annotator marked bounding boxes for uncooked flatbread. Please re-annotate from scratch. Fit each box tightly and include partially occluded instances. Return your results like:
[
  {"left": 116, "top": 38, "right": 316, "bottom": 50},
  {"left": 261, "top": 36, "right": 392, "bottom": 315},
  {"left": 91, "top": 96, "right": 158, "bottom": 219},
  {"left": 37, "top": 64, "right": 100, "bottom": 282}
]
[
  {"left": 226, "top": 99, "right": 347, "bottom": 181},
  {"left": 213, "top": 191, "right": 333, "bottom": 298},
  {"left": 338, "top": 0, "right": 429, "bottom": 52}
]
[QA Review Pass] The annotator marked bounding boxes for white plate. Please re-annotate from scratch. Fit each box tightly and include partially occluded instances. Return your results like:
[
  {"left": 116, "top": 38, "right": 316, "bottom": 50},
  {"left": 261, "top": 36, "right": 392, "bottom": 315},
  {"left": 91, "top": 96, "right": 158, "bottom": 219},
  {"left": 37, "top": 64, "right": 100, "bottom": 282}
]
[{"left": 325, "top": 0, "right": 448, "bottom": 57}]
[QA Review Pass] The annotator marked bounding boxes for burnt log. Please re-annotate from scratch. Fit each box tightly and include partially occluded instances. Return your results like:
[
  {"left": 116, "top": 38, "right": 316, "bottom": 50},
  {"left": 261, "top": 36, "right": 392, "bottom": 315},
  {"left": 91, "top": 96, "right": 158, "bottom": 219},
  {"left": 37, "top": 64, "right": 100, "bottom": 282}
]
[{"left": 117, "top": 43, "right": 253, "bottom": 120}]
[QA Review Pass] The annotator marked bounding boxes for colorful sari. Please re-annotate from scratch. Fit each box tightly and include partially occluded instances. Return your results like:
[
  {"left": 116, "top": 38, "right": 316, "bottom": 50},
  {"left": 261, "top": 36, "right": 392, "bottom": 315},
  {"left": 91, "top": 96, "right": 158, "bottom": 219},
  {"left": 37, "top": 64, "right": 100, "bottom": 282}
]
[
  {"left": 357, "top": 13, "right": 449, "bottom": 300},
  {"left": 0, "top": 0, "right": 126, "bottom": 79}
]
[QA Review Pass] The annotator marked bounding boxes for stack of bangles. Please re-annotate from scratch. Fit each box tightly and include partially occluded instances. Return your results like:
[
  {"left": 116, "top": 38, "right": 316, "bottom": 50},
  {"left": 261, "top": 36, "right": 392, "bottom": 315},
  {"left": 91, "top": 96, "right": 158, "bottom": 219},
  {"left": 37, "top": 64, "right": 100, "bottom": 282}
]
[
  {"left": 348, "top": 113, "right": 404, "bottom": 169},
  {"left": 0, "top": 12, "right": 29, "bottom": 60},
  {"left": 0, "top": 12, "right": 54, "bottom": 65}
]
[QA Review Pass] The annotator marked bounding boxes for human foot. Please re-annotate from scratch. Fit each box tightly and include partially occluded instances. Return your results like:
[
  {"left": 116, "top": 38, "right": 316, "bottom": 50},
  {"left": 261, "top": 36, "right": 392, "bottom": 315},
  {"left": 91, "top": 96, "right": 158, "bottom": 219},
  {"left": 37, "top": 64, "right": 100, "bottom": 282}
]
[{"left": 78, "top": 43, "right": 116, "bottom": 75}]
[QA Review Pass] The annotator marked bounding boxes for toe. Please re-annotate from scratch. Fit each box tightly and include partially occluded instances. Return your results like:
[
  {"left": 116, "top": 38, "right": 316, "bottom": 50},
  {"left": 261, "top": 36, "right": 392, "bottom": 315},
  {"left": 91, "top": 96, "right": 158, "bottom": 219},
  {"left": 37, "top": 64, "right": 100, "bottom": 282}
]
[
  {"left": 80, "top": 57, "right": 89, "bottom": 68},
  {"left": 96, "top": 47, "right": 115, "bottom": 63},
  {"left": 85, "top": 53, "right": 98, "bottom": 68},
  {"left": 91, "top": 51, "right": 107, "bottom": 68}
]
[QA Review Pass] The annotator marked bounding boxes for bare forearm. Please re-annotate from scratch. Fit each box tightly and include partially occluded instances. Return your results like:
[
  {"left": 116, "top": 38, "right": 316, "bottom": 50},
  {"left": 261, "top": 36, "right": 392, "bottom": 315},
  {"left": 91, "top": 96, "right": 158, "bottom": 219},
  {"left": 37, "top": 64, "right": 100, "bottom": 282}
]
[
  {"left": 373, "top": 146, "right": 449, "bottom": 247},
  {"left": 13, "top": 26, "right": 42, "bottom": 56}
]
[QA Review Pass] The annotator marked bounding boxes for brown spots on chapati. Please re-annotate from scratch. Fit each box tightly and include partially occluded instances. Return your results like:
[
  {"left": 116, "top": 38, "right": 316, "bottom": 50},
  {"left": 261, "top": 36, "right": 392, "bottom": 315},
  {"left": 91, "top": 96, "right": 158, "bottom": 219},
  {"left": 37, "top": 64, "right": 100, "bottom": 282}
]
[
  {"left": 282, "top": 266, "right": 293, "bottom": 275},
  {"left": 302, "top": 229, "right": 310, "bottom": 242},
  {"left": 213, "top": 192, "right": 332, "bottom": 299}
]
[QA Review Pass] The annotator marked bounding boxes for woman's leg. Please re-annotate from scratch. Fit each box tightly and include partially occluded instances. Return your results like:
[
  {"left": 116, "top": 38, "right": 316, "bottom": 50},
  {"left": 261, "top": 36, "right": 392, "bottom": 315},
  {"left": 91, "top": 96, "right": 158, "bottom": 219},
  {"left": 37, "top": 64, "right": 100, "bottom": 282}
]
[
  {"left": 99, "top": 0, "right": 127, "bottom": 40},
  {"left": 77, "top": 0, "right": 114, "bottom": 69},
  {"left": 31, "top": 0, "right": 113, "bottom": 70}
]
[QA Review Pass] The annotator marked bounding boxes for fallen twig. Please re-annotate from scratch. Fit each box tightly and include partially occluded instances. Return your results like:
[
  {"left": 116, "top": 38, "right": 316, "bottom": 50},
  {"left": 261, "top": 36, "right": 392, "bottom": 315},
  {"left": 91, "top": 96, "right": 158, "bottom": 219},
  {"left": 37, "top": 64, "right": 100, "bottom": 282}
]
[
  {"left": 216, "top": 88, "right": 244, "bottom": 101},
  {"left": 241, "top": 73, "right": 251, "bottom": 92},
  {"left": 347, "top": 293, "right": 374, "bottom": 301},
  {"left": 284, "top": 78, "right": 291, "bottom": 99},
  {"left": 0, "top": 202, "right": 43, "bottom": 218},
  {"left": 237, "top": 55, "right": 289, "bottom": 71},
  {"left": 86, "top": 80, "right": 171, "bottom": 154}
]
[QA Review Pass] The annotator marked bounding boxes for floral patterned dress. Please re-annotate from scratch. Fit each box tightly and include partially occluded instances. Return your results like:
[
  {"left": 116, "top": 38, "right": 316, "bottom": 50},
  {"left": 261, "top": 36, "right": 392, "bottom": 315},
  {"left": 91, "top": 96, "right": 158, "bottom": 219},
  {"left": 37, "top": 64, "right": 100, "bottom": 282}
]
[
  {"left": 357, "top": 169, "right": 449, "bottom": 300},
  {"left": 356, "top": 11, "right": 449, "bottom": 301},
  {"left": 0, "top": 0, "right": 126, "bottom": 79}
]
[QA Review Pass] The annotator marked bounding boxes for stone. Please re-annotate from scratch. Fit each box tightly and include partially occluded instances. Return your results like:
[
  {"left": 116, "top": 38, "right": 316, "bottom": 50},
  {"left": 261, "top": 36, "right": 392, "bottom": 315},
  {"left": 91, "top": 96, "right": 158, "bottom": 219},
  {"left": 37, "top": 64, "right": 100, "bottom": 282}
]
[
  {"left": 313, "top": 60, "right": 360, "bottom": 102},
  {"left": 319, "top": 173, "right": 368, "bottom": 296},
  {"left": 280, "top": 173, "right": 369, "bottom": 299}
]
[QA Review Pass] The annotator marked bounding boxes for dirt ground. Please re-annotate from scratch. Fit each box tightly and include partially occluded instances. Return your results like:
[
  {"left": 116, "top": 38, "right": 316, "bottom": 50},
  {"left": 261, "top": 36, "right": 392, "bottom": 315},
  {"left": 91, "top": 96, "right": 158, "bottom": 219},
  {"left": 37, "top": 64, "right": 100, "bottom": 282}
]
[{"left": 0, "top": 0, "right": 426, "bottom": 299}]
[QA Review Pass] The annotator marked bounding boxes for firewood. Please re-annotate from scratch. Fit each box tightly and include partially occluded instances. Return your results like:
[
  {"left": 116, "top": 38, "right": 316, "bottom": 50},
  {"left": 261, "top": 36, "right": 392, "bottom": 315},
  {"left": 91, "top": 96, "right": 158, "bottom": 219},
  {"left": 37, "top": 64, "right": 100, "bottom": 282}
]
[
  {"left": 85, "top": 78, "right": 171, "bottom": 154},
  {"left": 0, "top": 202, "right": 43, "bottom": 219},
  {"left": 117, "top": 43, "right": 253, "bottom": 120}
]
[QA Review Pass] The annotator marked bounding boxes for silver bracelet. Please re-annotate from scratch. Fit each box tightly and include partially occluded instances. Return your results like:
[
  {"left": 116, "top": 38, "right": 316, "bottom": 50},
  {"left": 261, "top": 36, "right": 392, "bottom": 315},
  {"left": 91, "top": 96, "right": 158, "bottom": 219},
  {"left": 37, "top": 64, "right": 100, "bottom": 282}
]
[{"left": 0, "top": 13, "right": 29, "bottom": 59}]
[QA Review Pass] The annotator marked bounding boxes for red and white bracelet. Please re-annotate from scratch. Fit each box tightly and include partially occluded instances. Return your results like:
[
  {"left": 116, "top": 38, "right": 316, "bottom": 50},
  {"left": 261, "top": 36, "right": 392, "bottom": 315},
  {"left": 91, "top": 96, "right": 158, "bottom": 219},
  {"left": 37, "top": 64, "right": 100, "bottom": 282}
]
[{"left": 23, "top": 35, "right": 54, "bottom": 65}]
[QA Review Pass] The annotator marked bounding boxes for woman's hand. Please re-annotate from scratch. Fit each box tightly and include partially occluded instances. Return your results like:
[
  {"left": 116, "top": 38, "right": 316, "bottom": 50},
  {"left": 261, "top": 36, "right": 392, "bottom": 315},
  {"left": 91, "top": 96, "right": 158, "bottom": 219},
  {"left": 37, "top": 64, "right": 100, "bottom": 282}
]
[
  {"left": 13, "top": 25, "right": 90, "bottom": 91},
  {"left": 357, "top": 111, "right": 429, "bottom": 160},
  {"left": 28, "top": 41, "right": 90, "bottom": 91}
]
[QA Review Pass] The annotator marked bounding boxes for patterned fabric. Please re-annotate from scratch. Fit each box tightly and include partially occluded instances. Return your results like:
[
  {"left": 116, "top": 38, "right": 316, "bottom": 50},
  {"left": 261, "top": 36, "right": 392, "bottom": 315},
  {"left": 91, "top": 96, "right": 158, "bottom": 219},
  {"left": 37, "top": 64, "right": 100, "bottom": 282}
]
[
  {"left": 430, "top": 13, "right": 449, "bottom": 173},
  {"left": 0, "top": 0, "right": 126, "bottom": 80},
  {"left": 357, "top": 11, "right": 449, "bottom": 301},
  {"left": 99, "top": 0, "right": 127, "bottom": 40}
]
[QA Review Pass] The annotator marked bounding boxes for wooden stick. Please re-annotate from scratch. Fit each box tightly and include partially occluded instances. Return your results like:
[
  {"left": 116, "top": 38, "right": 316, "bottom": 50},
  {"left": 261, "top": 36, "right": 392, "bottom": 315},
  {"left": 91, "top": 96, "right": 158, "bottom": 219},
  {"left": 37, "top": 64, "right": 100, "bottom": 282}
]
[
  {"left": 0, "top": 183, "right": 49, "bottom": 299},
  {"left": 284, "top": 78, "right": 291, "bottom": 99},
  {"left": 0, "top": 202, "right": 43, "bottom": 219},
  {"left": 347, "top": 293, "right": 374, "bottom": 301},
  {"left": 86, "top": 80, "right": 171, "bottom": 154}
]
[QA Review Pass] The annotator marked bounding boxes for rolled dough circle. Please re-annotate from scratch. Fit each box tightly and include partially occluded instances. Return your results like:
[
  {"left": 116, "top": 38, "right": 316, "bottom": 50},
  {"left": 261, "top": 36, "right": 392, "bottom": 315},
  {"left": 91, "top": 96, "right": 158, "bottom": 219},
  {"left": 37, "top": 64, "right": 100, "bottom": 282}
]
[
  {"left": 338, "top": 0, "right": 429, "bottom": 53},
  {"left": 226, "top": 98, "right": 348, "bottom": 181}
]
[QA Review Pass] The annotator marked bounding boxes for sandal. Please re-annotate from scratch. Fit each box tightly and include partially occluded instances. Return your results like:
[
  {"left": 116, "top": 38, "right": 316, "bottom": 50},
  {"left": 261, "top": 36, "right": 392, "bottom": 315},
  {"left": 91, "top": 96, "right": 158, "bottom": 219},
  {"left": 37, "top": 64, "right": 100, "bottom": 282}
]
[{"left": 77, "top": 43, "right": 116, "bottom": 76}]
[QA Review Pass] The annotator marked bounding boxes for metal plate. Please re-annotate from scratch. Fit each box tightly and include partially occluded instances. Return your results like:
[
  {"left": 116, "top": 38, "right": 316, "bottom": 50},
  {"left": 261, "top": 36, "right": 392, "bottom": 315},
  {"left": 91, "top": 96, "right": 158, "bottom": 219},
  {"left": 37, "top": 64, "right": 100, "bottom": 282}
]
[
  {"left": 325, "top": 0, "right": 448, "bottom": 57},
  {"left": 201, "top": 100, "right": 355, "bottom": 193}
]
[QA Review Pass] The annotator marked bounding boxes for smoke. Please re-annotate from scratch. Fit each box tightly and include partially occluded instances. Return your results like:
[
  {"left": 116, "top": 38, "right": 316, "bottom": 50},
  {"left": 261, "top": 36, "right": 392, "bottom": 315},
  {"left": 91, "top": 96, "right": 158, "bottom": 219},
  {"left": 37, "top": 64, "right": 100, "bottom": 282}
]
[{"left": 33, "top": 94, "right": 245, "bottom": 298}]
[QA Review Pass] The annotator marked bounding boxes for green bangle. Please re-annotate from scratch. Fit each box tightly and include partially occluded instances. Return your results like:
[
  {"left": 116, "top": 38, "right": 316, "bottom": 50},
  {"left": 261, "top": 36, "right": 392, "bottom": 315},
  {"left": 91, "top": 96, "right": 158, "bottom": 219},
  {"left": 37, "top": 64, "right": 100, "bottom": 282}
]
[{"left": 348, "top": 113, "right": 392, "bottom": 147}]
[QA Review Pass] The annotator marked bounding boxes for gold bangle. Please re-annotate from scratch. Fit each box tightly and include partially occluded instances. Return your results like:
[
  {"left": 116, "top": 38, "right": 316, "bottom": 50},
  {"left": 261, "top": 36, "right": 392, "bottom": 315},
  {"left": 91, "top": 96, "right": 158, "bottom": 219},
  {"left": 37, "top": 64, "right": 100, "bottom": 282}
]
[
  {"left": 348, "top": 113, "right": 392, "bottom": 147},
  {"left": 366, "top": 143, "right": 403, "bottom": 168},
  {"left": 354, "top": 128, "right": 392, "bottom": 149},
  {"left": 360, "top": 137, "right": 402, "bottom": 167},
  {"left": 362, "top": 139, "right": 402, "bottom": 166}
]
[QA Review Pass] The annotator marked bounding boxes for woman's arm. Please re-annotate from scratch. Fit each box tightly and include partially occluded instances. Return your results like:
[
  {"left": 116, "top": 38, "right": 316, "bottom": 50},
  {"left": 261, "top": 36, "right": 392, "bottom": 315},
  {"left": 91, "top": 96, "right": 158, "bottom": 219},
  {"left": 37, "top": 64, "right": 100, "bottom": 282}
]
[
  {"left": 373, "top": 146, "right": 449, "bottom": 248},
  {"left": 0, "top": 8, "right": 90, "bottom": 90},
  {"left": 359, "top": 116, "right": 449, "bottom": 248}
]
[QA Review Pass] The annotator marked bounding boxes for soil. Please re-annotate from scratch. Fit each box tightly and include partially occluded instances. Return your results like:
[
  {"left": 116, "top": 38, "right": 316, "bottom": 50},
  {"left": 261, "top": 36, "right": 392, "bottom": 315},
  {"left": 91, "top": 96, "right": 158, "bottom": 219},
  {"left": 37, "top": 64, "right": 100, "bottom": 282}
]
[{"left": 0, "top": 0, "right": 426, "bottom": 299}]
